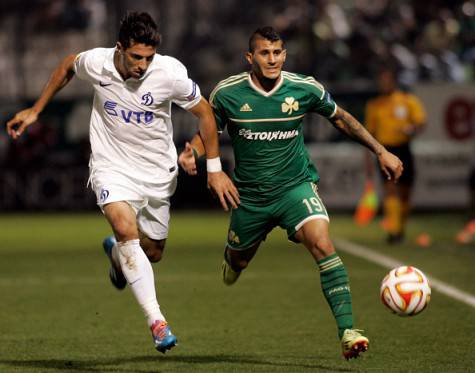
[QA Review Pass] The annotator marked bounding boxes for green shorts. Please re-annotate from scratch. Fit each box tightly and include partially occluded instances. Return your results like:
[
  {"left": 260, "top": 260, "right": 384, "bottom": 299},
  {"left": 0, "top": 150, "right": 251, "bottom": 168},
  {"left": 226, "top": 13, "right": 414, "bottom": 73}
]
[{"left": 227, "top": 182, "right": 329, "bottom": 249}]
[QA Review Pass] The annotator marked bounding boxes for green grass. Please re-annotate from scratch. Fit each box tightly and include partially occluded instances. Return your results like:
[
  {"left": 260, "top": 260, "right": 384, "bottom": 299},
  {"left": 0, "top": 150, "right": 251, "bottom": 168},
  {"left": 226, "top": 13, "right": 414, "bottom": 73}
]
[{"left": 0, "top": 212, "right": 474, "bottom": 372}]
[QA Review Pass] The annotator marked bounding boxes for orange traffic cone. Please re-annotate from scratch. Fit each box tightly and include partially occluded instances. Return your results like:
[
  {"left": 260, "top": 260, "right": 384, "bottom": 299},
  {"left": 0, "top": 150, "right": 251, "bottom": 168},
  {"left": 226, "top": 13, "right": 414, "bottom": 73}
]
[
  {"left": 354, "top": 181, "right": 379, "bottom": 226},
  {"left": 415, "top": 232, "right": 431, "bottom": 247}
]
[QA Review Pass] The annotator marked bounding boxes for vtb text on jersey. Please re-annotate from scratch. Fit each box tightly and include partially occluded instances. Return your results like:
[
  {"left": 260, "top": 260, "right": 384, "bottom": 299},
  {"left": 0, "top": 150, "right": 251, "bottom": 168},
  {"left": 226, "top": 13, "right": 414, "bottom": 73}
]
[{"left": 74, "top": 47, "right": 201, "bottom": 183}]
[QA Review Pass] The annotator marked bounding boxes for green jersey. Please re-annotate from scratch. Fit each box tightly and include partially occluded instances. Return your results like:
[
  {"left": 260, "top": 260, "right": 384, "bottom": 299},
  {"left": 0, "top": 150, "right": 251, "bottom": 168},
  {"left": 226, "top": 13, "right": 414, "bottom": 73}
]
[{"left": 209, "top": 71, "right": 337, "bottom": 203}]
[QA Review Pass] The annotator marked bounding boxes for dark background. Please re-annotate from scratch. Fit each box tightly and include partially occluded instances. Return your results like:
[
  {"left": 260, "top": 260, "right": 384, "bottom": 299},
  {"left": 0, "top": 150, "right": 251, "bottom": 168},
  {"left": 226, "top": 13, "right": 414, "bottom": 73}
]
[{"left": 0, "top": 0, "right": 473, "bottom": 211}]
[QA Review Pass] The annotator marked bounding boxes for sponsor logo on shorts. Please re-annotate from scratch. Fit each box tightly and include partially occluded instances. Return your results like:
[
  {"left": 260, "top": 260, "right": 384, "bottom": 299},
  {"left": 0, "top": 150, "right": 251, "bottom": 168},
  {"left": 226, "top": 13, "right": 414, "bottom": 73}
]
[
  {"left": 238, "top": 128, "right": 299, "bottom": 141},
  {"left": 100, "top": 188, "right": 110, "bottom": 203},
  {"left": 228, "top": 230, "right": 240, "bottom": 245}
]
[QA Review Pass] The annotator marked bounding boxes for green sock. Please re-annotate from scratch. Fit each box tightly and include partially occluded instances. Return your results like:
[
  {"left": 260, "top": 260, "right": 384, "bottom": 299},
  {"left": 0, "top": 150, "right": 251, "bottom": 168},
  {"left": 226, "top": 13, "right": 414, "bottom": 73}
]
[{"left": 318, "top": 253, "right": 353, "bottom": 338}]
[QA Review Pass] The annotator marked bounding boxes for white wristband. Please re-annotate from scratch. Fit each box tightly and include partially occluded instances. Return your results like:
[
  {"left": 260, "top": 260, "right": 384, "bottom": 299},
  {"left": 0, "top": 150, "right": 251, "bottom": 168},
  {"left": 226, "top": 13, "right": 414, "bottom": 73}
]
[{"left": 206, "top": 157, "right": 222, "bottom": 173}]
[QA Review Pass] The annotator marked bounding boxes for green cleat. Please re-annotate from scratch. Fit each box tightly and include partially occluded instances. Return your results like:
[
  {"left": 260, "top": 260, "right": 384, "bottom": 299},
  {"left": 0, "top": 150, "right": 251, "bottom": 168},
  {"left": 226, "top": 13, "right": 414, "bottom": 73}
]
[
  {"left": 221, "top": 259, "right": 241, "bottom": 286},
  {"left": 341, "top": 329, "right": 369, "bottom": 360}
]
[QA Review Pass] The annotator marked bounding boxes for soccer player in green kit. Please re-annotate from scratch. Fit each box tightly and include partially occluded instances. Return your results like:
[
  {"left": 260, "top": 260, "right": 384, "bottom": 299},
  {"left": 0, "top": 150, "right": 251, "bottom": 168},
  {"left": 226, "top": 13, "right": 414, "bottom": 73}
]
[{"left": 179, "top": 27, "right": 403, "bottom": 360}]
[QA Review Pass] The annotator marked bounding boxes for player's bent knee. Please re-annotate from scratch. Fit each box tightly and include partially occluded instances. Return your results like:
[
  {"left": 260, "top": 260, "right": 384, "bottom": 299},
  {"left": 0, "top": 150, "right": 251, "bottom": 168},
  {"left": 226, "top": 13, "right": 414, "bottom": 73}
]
[
  {"left": 140, "top": 238, "right": 166, "bottom": 263},
  {"left": 146, "top": 248, "right": 163, "bottom": 263},
  {"left": 308, "top": 238, "right": 335, "bottom": 259},
  {"left": 233, "top": 259, "right": 249, "bottom": 271},
  {"left": 227, "top": 251, "right": 250, "bottom": 271},
  {"left": 112, "top": 219, "right": 137, "bottom": 241}
]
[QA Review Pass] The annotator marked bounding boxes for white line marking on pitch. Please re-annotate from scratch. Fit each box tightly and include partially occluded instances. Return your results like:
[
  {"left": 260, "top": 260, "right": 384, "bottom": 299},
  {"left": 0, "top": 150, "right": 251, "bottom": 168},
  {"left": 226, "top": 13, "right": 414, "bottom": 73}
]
[{"left": 334, "top": 238, "right": 475, "bottom": 309}]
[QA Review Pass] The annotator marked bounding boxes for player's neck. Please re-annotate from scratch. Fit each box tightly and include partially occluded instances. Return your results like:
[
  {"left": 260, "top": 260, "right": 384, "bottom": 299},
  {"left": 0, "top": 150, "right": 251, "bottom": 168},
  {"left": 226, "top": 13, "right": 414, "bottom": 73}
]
[
  {"left": 251, "top": 73, "right": 280, "bottom": 92},
  {"left": 113, "top": 50, "right": 130, "bottom": 81}
]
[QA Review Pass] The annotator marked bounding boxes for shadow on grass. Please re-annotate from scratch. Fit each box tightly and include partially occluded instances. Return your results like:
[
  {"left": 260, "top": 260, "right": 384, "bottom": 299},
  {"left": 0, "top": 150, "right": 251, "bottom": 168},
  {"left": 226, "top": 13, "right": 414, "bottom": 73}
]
[{"left": 1, "top": 354, "right": 355, "bottom": 372}]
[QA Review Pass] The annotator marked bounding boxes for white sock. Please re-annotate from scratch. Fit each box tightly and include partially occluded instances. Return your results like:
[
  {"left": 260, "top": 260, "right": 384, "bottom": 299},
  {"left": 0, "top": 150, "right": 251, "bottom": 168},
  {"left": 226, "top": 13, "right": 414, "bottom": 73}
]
[{"left": 116, "top": 239, "right": 165, "bottom": 327}]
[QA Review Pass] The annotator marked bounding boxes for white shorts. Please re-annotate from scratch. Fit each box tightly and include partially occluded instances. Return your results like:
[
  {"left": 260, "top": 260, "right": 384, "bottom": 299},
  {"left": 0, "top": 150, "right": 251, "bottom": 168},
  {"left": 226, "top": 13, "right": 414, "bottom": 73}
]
[{"left": 90, "top": 168, "right": 177, "bottom": 240}]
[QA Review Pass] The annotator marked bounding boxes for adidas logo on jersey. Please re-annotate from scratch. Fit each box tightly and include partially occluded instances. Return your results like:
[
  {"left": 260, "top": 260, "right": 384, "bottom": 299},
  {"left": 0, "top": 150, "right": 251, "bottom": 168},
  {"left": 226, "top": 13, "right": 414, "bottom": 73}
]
[{"left": 240, "top": 103, "right": 253, "bottom": 112}]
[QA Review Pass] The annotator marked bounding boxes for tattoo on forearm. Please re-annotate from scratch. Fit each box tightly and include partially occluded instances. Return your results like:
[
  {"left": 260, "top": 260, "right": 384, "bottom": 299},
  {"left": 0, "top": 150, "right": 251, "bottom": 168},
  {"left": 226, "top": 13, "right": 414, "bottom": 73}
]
[{"left": 338, "top": 110, "right": 383, "bottom": 154}]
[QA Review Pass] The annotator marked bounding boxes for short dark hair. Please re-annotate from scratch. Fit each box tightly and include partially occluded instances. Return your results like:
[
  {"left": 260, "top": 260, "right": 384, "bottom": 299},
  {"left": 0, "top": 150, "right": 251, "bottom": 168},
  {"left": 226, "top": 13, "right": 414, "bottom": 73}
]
[
  {"left": 248, "top": 26, "right": 283, "bottom": 52},
  {"left": 118, "top": 11, "right": 161, "bottom": 49}
]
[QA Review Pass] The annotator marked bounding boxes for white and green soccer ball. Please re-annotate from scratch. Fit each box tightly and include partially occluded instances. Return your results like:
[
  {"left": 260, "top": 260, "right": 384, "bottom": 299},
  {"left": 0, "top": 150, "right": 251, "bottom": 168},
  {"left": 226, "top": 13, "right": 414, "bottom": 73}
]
[{"left": 380, "top": 266, "right": 431, "bottom": 316}]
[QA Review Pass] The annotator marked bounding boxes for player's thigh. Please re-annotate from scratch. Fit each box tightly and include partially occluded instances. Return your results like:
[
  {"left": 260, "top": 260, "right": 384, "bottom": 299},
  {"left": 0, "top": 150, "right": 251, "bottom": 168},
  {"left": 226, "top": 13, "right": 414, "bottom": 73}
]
[
  {"left": 227, "top": 201, "right": 275, "bottom": 250},
  {"left": 276, "top": 182, "right": 329, "bottom": 243},
  {"left": 103, "top": 201, "right": 139, "bottom": 239}
]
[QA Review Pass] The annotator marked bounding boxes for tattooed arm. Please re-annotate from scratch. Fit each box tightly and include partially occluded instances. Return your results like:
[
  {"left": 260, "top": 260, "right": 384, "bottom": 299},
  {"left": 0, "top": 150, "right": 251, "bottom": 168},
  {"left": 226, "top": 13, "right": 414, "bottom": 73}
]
[{"left": 329, "top": 107, "right": 403, "bottom": 181}]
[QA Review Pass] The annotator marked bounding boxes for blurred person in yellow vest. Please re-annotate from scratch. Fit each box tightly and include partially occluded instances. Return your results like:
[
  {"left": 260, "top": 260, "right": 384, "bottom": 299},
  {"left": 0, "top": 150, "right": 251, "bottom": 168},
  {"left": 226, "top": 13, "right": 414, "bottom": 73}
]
[{"left": 365, "top": 67, "right": 427, "bottom": 244}]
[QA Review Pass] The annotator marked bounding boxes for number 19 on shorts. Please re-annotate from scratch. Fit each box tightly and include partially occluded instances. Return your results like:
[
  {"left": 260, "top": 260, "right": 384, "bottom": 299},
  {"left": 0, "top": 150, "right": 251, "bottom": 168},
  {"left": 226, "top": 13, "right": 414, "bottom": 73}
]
[{"left": 302, "top": 197, "right": 324, "bottom": 213}]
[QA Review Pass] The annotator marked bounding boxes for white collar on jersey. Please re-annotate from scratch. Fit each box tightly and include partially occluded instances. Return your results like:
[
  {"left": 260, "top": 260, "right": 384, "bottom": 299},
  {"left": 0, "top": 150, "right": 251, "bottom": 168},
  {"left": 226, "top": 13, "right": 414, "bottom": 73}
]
[
  {"left": 103, "top": 47, "right": 158, "bottom": 83},
  {"left": 247, "top": 72, "right": 284, "bottom": 97}
]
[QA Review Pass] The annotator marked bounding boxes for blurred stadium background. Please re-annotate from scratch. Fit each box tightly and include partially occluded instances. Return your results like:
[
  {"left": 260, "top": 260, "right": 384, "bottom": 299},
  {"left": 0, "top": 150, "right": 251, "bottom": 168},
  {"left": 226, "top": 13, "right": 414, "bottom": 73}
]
[
  {"left": 1, "top": 1, "right": 475, "bottom": 372},
  {"left": 0, "top": 0, "right": 473, "bottom": 211}
]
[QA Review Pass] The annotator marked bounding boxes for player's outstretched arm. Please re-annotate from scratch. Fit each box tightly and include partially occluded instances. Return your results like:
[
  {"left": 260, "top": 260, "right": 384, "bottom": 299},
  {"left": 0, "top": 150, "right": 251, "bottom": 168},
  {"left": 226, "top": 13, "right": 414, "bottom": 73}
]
[
  {"left": 330, "top": 106, "right": 403, "bottom": 181},
  {"left": 6, "top": 54, "right": 77, "bottom": 140},
  {"left": 187, "top": 99, "right": 240, "bottom": 210}
]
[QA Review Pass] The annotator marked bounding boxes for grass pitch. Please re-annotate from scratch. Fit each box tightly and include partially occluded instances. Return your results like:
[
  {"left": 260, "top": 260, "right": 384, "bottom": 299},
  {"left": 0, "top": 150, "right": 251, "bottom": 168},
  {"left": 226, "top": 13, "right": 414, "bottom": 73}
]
[{"left": 0, "top": 211, "right": 474, "bottom": 372}]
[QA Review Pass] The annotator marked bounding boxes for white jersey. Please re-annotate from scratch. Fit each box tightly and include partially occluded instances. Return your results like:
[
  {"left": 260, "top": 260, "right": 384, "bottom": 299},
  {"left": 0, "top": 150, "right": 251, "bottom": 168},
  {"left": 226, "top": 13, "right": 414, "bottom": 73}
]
[{"left": 73, "top": 47, "right": 201, "bottom": 183}]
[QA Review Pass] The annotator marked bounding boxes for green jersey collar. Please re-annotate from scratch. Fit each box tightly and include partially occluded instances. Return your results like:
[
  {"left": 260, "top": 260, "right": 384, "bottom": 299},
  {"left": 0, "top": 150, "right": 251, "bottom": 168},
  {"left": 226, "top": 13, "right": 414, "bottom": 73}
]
[{"left": 247, "top": 72, "right": 284, "bottom": 97}]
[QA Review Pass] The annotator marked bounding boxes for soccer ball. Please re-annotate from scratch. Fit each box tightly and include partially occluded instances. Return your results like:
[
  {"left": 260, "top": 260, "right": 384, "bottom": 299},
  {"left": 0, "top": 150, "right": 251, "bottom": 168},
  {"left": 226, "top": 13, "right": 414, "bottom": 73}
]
[{"left": 380, "top": 266, "right": 431, "bottom": 316}]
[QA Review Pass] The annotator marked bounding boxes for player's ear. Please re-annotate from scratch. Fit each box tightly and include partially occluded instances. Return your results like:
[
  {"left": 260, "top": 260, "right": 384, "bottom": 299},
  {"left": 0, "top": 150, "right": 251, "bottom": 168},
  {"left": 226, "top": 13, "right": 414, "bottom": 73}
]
[
  {"left": 282, "top": 49, "right": 287, "bottom": 62},
  {"left": 116, "top": 42, "right": 124, "bottom": 53},
  {"left": 245, "top": 52, "right": 253, "bottom": 65}
]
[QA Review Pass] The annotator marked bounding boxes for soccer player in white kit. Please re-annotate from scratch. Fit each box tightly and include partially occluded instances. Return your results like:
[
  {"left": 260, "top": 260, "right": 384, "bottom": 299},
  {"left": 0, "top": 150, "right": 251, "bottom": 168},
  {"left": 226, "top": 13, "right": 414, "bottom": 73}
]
[{"left": 6, "top": 12, "right": 239, "bottom": 353}]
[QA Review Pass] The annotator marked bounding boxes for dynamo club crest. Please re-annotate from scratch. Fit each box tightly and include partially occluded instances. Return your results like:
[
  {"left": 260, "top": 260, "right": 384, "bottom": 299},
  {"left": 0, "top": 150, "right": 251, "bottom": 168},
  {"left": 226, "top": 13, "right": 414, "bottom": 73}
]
[
  {"left": 141, "top": 92, "right": 154, "bottom": 106},
  {"left": 100, "top": 188, "right": 110, "bottom": 203}
]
